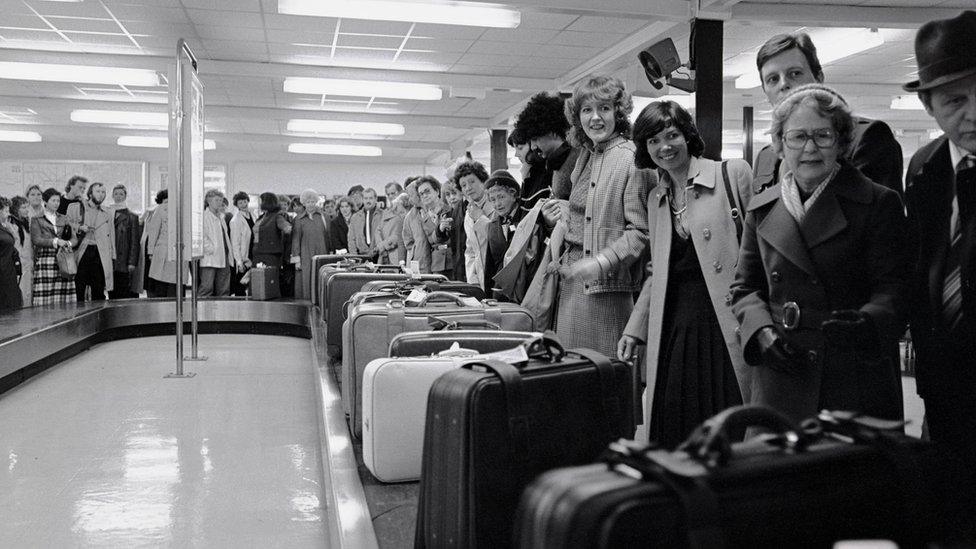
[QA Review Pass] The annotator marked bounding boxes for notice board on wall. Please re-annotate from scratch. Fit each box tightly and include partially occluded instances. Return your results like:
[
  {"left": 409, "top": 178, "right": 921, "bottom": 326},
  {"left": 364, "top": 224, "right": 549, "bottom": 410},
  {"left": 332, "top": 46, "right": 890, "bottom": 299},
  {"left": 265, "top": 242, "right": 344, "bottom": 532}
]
[{"left": 0, "top": 160, "right": 147, "bottom": 213}]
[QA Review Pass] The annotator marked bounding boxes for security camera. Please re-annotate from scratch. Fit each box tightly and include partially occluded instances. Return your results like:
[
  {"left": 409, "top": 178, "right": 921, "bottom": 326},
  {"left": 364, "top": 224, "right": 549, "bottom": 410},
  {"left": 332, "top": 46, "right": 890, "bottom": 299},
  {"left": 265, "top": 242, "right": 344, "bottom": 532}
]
[{"left": 638, "top": 37, "right": 696, "bottom": 93}]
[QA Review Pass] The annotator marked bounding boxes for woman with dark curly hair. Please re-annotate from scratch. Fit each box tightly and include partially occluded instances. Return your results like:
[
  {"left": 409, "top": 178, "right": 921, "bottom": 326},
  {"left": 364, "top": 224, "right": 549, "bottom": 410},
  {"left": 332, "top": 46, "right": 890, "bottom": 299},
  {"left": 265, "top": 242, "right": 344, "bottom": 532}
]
[
  {"left": 543, "top": 75, "right": 653, "bottom": 358},
  {"left": 31, "top": 188, "right": 77, "bottom": 306},
  {"left": 619, "top": 100, "right": 753, "bottom": 446}
]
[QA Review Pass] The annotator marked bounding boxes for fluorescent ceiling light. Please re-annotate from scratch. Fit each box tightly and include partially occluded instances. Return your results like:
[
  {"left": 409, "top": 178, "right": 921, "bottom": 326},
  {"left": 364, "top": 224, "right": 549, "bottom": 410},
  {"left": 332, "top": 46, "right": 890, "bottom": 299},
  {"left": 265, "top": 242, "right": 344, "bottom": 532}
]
[
  {"left": 0, "top": 130, "right": 41, "bottom": 142},
  {"left": 288, "top": 143, "right": 382, "bottom": 157},
  {"left": 284, "top": 77, "right": 442, "bottom": 101},
  {"left": 0, "top": 61, "right": 159, "bottom": 87},
  {"left": 287, "top": 119, "right": 405, "bottom": 136},
  {"left": 278, "top": 0, "right": 520, "bottom": 29},
  {"left": 891, "top": 95, "right": 925, "bottom": 110},
  {"left": 117, "top": 136, "right": 215, "bottom": 150},
  {"left": 72, "top": 109, "right": 168, "bottom": 127},
  {"left": 736, "top": 27, "right": 886, "bottom": 89}
]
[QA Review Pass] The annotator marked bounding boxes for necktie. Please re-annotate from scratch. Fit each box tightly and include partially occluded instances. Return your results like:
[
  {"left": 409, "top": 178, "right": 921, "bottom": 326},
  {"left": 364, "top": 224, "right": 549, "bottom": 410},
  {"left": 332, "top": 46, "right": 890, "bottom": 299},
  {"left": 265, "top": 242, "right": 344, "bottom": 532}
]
[
  {"left": 942, "top": 154, "right": 976, "bottom": 330},
  {"left": 364, "top": 209, "right": 371, "bottom": 246}
]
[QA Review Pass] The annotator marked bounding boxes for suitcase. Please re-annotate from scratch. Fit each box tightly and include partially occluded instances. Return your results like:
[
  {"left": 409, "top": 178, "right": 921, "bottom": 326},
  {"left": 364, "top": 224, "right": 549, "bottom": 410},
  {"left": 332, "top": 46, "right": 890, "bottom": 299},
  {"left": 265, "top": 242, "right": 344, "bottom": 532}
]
[
  {"left": 514, "top": 406, "right": 976, "bottom": 549},
  {"left": 362, "top": 346, "right": 481, "bottom": 483},
  {"left": 389, "top": 327, "right": 542, "bottom": 357},
  {"left": 319, "top": 263, "right": 445, "bottom": 358},
  {"left": 414, "top": 344, "right": 635, "bottom": 549},
  {"left": 360, "top": 278, "right": 486, "bottom": 301},
  {"left": 342, "top": 292, "right": 535, "bottom": 438},
  {"left": 248, "top": 265, "right": 280, "bottom": 300},
  {"left": 310, "top": 254, "right": 369, "bottom": 305}
]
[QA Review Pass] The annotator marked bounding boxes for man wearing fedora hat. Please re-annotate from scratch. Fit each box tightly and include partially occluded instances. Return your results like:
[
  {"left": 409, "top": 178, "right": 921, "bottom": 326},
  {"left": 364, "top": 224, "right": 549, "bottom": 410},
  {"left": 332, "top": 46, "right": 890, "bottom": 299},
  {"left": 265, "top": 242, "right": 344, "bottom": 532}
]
[{"left": 904, "top": 10, "right": 976, "bottom": 460}]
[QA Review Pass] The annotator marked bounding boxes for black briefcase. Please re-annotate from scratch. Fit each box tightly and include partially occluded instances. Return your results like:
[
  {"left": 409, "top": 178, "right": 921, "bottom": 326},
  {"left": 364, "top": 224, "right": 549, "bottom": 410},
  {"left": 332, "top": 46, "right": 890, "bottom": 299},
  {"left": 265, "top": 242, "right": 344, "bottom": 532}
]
[
  {"left": 514, "top": 406, "right": 976, "bottom": 549},
  {"left": 414, "top": 339, "right": 635, "bottom": 549}
]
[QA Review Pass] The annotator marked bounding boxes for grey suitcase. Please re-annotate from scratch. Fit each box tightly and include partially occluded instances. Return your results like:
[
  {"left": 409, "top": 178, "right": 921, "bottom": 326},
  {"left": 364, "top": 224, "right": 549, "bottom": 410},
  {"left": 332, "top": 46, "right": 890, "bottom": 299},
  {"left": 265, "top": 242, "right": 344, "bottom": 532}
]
[
  {"left": 310, "top": 254, "right": 369, "bottom": 305},
  {"left": 342, "top": 291, "right": 535, "bottom": 438}
]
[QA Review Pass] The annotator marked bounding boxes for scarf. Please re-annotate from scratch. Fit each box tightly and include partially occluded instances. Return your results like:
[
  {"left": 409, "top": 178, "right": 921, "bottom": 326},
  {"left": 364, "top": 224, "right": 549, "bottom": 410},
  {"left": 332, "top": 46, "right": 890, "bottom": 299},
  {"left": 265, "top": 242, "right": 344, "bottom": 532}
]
[{"left": 780, "top": 164, "right": 838, "bottom": 224}]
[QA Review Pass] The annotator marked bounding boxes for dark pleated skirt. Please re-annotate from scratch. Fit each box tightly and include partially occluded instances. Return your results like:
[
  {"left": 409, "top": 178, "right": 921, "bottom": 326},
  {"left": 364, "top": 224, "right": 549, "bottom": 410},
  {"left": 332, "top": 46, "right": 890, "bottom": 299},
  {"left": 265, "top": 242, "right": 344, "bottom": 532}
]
[{"left": 648, "top": 235, "right": 741, "bottom": 448}]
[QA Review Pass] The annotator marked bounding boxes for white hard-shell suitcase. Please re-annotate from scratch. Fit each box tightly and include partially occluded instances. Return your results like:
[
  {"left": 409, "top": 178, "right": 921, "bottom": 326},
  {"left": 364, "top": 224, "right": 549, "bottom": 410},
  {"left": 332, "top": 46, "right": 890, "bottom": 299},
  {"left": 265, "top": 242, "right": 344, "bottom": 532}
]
[{"left": 362, "top": 346, "right": 479, "bottom": 483}]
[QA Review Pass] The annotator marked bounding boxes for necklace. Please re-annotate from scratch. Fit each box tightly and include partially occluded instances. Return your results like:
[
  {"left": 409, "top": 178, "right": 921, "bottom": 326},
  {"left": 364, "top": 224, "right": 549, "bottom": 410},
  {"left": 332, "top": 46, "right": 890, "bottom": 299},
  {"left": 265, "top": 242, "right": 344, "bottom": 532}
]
[{"left": 667, "top": 182, "right": 691, "bottom": 218}]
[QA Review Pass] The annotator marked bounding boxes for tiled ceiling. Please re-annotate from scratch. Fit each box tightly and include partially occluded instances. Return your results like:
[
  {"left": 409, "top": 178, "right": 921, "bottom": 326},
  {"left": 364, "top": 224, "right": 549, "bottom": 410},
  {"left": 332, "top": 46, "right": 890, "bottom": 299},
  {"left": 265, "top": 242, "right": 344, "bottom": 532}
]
[{"left": 0, "top": 0, "right": 971, "bottom": 165}]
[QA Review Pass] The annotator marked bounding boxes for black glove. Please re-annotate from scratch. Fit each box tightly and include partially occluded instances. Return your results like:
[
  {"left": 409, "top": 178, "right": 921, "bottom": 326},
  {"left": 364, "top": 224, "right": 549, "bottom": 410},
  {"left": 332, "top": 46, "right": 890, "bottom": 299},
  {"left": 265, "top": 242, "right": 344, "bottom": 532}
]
[
  {"left": 821, "top": 309, "right": 877, "bottom": 351},
  {"left": 757, "top": 326, "right": 808, "bottom": 375}
]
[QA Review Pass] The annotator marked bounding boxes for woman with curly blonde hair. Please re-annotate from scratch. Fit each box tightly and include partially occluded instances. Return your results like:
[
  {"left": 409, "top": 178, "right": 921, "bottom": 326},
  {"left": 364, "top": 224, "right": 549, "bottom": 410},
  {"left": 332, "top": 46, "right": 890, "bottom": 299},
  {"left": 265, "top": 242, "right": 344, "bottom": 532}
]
[{"left": 542, "top": 75, "right": 654, "bottom": 357}]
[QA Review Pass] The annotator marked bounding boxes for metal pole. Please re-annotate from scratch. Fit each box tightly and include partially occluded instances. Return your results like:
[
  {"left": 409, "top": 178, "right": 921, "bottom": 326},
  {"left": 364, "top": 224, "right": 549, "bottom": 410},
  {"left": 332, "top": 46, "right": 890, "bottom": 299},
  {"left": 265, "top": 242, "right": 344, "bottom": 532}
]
[
  {"left": 167, "top": 39, "right": 197, "bottom": 379},
  {"left": 186, "top": 257, "right": 207, "bottom": 361}
]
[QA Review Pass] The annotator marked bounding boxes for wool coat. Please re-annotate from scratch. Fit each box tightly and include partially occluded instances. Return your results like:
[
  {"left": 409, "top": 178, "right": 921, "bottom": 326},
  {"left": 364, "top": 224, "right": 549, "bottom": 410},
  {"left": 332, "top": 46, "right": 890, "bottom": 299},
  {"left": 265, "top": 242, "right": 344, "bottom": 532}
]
[
  {"left": 67, "top": 200, "right": 116, "bottom": 292},
  {"left": 623, "top": 157, "right": 754, "bottom": 424},
  {"left": 291, "top": 209, "right": 331, "bottom": 300},
  {"left": 730, "top": 162, "right": 909, "bottom": 422},
  {"left": 374, "top": 207, "right": 406, "bottom": 265}
]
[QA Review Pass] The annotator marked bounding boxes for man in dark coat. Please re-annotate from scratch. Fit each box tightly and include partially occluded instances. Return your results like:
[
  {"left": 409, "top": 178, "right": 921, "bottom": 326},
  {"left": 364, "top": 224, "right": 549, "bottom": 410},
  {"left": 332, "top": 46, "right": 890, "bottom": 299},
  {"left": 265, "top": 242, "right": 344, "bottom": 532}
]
[
  {"left": 751, "top": 32, "right": 903, "bottom": 197},
  {"left": 903, "top": 11, "right": 976, "bottom": 461},
  {"left": 514, "top": 92, "right": 579, "bottom": 202},
  {"left": 108, "top": 184, "right": 140, "bottom": 298}
]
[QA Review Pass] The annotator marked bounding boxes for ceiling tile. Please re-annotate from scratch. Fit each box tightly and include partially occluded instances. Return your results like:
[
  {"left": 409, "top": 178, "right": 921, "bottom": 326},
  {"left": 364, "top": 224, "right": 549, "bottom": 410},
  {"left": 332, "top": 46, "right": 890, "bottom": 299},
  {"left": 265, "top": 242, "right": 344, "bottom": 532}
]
[
  {"left": 516, "top": 11, "right": 579, "bottom": 30},
  {"left": 186, "top": 9, "right": 264, "bottom": 29},
  {"left": 565, "top": 16, "right": 648, "bottom": 34}
]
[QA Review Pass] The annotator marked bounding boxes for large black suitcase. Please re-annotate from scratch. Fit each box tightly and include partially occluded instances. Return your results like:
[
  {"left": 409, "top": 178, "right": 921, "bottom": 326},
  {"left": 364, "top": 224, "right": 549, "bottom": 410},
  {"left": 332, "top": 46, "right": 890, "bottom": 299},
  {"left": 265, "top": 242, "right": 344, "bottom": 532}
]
[
  {"left": 415, "top": 341, "right": 635, "bottom": 548},
  {"left": 310, "top": 254, "right": 369, "bottom": 305},
  {"left": 514, "top": 406, "right": 976, "bottom": 549}
]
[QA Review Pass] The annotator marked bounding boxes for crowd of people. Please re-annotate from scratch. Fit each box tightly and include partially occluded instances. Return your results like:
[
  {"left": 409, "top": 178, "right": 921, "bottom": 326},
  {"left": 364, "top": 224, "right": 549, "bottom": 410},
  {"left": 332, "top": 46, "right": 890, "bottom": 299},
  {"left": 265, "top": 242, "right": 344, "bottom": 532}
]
[{"left": 1, "top": 11, "right": 975, "bottom": 463}]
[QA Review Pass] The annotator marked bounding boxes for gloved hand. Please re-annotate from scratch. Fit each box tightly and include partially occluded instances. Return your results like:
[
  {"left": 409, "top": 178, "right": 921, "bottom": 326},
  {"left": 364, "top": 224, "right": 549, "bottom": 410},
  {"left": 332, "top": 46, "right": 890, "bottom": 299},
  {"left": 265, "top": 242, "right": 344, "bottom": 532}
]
[
  {"left": 821, "top": 309, "right": 877, "bottom": 350},
  {"left": 757, "top": 326, "right": 808, "bottom": 375}
]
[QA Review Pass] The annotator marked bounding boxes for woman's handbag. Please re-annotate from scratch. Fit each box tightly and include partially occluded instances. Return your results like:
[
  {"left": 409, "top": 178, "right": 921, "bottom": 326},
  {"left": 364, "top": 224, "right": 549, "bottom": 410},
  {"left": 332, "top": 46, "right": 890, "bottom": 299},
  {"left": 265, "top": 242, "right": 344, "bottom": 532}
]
[
  {"left": 522, "top": 220, "right": 566, "bottom": 330},
  {"left": 56, "top": 246, "right": 77, "bottom": 280}
]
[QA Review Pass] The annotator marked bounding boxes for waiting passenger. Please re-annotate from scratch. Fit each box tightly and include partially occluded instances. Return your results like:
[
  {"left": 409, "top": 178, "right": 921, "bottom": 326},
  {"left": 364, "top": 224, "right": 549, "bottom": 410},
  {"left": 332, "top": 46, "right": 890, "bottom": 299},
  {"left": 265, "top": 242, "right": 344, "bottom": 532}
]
[
  {"left": 329, "top": 196, "right": 354, "bottom": 254},
  {"left": 507, "top": 129, "right": 547, "bottom": 209},
  {"left": 291, "top": 189, "right": 331, "bottom": 300},
  {"left": 752, "top": 32, "right": 903, "bottom": 197},
  {"left": 348, "top": 188, "right": 380, "bottom": 259},
  {"left": 481, "top": 170, "right": 525, "bottom": 298},
  {"left": 9, "top": 196, "right": 32, "bottom": 306},
  {"left": 618, "top": 100, "right": 752, "bottom": 447},
  {"left": 199, "top": 189, "right": 234, "bottom": 297},
  {"left": 229, "top": 192, "right": 254, "bottom": 297},
  {"left": 375, "top": 193, "right": 407, "bottom": 265},
  {"left": 417, "top": 176, "right": 452, "bottom": 277},
  {"left": 514, "top": 92, "right": 579, "bottom": 202},
  {"left": 401, "top": 179, "right": 431, "bottom": 273},
  {"left": 441, "top": 179, "right": 462, "bottom": 210},
  {"left": 143, "top": 190, "right": 172, "bottom": 297},
  {"left": 109, "top": 185, "right": 140, "bottom": 299},
  {"left": 0, "top": 197, "right": 23, "bottom": 312},
  {"left": 730, "top": 84, "right": 909, "bottom": 424},
  {"left": 31, "top": 188, "right": 77, "bottom": 305},
  {"left": 384, "top": 181, "right": 403, "bottom": 209},
  {"left": 25, "top": 185, "right": 44, "bottom": 219},
  {"left": 67, "top": 182, "right": 115, "bottom": 302},
  {"left": 547, "top": 75, "right": 652, "bottom": 359},
  {"left": 57, "top": 175, "right": 86, "bottom": 216},
  {"left": 347, "top": 185, "right": 365, "bottom": 212},
  {"left": 321, "top": 198, "right": 337, "bottom": 222},
  {"left": 252, "top": 191, "right": 292, "bottom": 273}
]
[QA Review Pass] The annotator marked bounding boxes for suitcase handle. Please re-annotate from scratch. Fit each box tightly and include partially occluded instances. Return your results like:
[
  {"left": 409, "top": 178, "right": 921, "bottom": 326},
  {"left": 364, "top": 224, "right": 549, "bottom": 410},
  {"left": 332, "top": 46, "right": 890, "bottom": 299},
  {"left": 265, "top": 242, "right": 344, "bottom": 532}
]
[
  {"left": 416, "top": 291, "right": 478, "bottom": 307},
  {"left": 679, "top": 405, "right": 803, "bottom": 467},
  {"left": 428, "top": 316, "right": 501, "bottom": 331},
  {"left": 525, "top": 332, "right": 566, "bottom": 361}
]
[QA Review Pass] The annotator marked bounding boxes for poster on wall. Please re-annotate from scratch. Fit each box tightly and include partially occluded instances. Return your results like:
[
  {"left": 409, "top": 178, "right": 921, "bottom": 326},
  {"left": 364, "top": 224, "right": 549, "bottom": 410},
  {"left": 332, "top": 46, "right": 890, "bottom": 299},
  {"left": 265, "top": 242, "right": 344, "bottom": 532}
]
[
  {"left": 167, "top": 59, "right": 205, "bottom": 260},
  {"left": 0, "top": 161, "right": 146, "bottom": 212}
]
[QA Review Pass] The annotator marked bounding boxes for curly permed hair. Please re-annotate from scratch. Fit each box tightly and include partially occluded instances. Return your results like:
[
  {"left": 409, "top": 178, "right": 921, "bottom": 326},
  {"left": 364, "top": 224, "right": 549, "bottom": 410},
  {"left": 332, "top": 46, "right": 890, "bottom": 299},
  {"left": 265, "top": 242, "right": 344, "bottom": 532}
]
[
  {"left": 564, "top": 75, "right": 633, "bottom": 150},
  {"left": 452, "top": 160, "right": 488, "bottom": 184},
  {"left": 514, "top": 92, "right": 569, "bottom": 141}
]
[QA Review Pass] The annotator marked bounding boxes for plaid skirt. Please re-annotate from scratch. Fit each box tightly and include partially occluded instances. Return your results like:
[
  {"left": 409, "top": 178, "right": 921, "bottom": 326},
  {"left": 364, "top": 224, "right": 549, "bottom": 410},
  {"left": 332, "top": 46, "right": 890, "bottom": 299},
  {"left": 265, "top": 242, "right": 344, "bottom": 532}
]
[
  {"left": 32, "top": 246, "right": 76, "bottom": 306},
  {"left": 554, "top": 245, "right": 634, "bottom": 359}
]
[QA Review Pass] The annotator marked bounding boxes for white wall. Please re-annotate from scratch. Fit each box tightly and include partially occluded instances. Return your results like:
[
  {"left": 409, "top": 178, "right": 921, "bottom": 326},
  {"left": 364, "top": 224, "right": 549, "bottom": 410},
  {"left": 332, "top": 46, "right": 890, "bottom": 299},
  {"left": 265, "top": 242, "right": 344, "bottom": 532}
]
[{"left": 229, "top": 160, "right": 443, "bottom": 198}]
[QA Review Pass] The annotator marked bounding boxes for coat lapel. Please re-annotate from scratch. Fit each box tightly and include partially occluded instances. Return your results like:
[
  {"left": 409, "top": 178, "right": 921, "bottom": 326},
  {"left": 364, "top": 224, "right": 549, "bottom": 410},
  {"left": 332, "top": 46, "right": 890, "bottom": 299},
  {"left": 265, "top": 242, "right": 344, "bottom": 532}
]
[
  {"left": 757, "top": 197, "right": 818, "bottom": 276},
  {"left": 913, "top": 139, "right": 954, "bottom": 313}
]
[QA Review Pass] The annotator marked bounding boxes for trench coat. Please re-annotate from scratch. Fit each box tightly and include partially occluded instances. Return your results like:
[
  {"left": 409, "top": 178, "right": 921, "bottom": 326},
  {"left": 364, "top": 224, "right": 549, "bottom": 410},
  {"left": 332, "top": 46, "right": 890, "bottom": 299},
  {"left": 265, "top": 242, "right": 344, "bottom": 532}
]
[
  {"left": 67, "top": 200, "right": 116, "bottom": 292},
  {"left": 146, "top": 203, "right": 187, "bottom": 285},
  {"left": 291, "top": 209, "right": 331, "bottom": 300},
  {"left": 730, "top": 162, "right": 909, "bottom": 422},
  {"left": 374, "top": 207, "right": 406, "bottom": 265},
  {"left": 623, "top": 157, "right": 754, "bottom": 427}
]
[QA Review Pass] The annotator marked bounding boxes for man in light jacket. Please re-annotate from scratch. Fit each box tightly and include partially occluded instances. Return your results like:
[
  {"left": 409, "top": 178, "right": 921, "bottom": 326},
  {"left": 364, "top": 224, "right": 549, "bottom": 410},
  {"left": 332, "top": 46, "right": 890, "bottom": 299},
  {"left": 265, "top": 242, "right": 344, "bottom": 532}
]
[{"left": 67, "top": 182, "right": 116, "bottom": 301}]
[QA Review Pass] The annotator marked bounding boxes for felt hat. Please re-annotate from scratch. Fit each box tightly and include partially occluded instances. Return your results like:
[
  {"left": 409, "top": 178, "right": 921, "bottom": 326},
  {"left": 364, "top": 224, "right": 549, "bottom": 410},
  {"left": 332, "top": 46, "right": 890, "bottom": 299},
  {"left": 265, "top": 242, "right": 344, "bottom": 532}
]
[{"left": 903, "top": 11, "right": 976, "bottom": 92}]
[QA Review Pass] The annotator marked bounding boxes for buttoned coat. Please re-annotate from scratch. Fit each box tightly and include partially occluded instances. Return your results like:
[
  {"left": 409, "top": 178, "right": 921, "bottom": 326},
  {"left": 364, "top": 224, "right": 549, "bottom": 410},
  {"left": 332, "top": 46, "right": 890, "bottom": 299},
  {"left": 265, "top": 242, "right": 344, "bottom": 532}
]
[
  {"left": 67, "top": 200, "right": 116, "bottom": 291},
  {"left": 730, "top": 162, "right": 909, "bottom": 422},
  {"left": 229, "top": 209, "right": 253, "bottom": 268},
  {"left": 146, "top": 203, "right": 186, "bottom": 285},
  {"left": 201, "top": 208, "right": 234, "bottom": 269},
  {"left": 904, "top": 136, "right": 976, "bottom": 402},
  {"left": 347, "top": 206, "right": 381, "bottom": 257},
  {"left": 752, "top": 116, "right": 904, "bottom": 197},
  {"left": 374, "top": 207, "right": 406, "bottom": 265},
  {"left": 112, "top": 207, "right": 140, "bottom": 273},
  {"left": 624, "top": 157, "right": 753, "bottom": 423},
  {"left": 570, "top": 136, "right": 653, "bottom": 294},
  {"left": 291, "top": 209, "right": 331, "bottom": 300}
]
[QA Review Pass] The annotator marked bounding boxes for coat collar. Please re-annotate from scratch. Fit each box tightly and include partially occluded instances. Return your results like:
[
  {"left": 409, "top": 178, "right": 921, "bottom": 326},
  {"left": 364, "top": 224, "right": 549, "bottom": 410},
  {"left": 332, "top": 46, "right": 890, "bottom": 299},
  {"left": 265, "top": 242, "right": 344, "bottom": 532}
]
[{"left": 654, "top": 156, "right": 712, "bottom": 205}]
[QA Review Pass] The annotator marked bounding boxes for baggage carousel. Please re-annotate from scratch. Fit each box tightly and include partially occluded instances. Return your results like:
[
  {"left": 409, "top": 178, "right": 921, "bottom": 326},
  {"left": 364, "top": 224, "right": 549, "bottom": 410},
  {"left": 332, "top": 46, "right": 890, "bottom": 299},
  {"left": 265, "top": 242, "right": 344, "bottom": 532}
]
[{"left": 0, "top": 299, "right": 386, "bottom": 548}]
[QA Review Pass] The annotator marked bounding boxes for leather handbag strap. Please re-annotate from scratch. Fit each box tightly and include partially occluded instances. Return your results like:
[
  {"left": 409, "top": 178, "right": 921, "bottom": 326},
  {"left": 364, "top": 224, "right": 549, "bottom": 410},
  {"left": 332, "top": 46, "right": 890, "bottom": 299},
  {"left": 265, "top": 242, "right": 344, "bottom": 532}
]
[
  {"left": 462, "top": 359, "right": 530, "bottom": 459},
  {"left": 569, "top": 347, "right": 620, "bottom": 436},
  {"left": 721, "top": 161, "right": 743, "bottom": 244}
]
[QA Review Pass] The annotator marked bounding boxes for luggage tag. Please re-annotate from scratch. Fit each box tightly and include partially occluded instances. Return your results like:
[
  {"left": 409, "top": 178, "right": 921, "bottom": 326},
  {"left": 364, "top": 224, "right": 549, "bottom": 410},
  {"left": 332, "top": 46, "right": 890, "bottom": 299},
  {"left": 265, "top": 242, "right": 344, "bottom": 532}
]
[
  {"left": 464, "top": 345, "right": 530, "bottom": 369},
  {"left": 404, "top": 288, "right": 428, "bottom": 306},
  {"left": 409, "top": 260, "right": 421, "bottom": 277},
  {"left": 336, "top": 248, "right": 348, "bottom": 254}
]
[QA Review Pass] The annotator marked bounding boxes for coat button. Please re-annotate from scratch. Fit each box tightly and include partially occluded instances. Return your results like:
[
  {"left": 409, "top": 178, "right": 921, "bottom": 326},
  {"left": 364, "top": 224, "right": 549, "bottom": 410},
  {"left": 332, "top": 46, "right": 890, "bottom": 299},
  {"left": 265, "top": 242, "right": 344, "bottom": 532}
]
[
  {"left": 590, "top": 182, "right": 596, "bottom": 188},
  {"left": 771, "top": 271, "right": 781, "bottom": 283},
  {"left": 584, "top": 249, "right": 591, "bottom": 255},
  {"left": 693, "top": 191, "right": 701, "bottom": 199},
  {"left": 807, "top": 350, "right": 819, "bottom": 363},
  {"left": 724, "top": 294, "right": 732, "bottom": 306},
  {"left": 703, "top": 228, "right": 711, "bottom": 240},
  {"left": 713, "top": 261, "right": 722, "bottom": 273},
  {"left": 810, "top": 277, "right": 819, "bottom": 285},
  {"left": 734, "top": 326, "right": 741, "bottom": 336},
  {"left": 585, "top": 216, "right": 592, "bottom": 222}
]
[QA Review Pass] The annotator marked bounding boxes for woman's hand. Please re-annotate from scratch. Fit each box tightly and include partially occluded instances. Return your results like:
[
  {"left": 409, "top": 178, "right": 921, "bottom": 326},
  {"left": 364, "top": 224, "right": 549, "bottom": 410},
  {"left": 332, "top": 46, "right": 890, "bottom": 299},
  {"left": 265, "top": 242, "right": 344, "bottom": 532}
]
[
  {"left": 565, "top": 256, "right": 600, "bottom": 280},
  {"left": 541, "top": 199, "right": 568, "bottom": 227},
  {"left": 757, "top": 326, "right": 808, "bottom": 375},
  {"left": 617, "top": 335, "right": 642, "bottom": 362}
]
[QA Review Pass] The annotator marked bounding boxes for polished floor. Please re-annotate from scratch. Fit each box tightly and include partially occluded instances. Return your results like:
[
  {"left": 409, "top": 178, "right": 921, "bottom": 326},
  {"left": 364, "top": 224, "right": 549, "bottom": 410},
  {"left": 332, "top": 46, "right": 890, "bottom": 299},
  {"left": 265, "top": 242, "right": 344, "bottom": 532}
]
[{"left": 0, "top": 334, "right": 328, "bottom": 548}]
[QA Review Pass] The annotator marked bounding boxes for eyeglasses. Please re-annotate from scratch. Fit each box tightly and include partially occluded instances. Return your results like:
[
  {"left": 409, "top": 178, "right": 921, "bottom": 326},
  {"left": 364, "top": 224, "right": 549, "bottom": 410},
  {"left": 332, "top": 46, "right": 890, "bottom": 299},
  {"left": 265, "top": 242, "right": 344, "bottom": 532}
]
[{"left": 783, "top": 128, "right": 837, "bottom": 150}]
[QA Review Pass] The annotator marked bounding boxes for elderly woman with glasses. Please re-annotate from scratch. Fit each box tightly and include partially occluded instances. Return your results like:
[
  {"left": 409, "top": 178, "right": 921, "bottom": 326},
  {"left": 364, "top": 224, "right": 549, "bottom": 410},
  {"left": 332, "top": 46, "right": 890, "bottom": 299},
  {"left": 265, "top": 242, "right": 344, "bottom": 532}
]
[{"left": 730, "top": 83, "right": 909, "bottom": 423}]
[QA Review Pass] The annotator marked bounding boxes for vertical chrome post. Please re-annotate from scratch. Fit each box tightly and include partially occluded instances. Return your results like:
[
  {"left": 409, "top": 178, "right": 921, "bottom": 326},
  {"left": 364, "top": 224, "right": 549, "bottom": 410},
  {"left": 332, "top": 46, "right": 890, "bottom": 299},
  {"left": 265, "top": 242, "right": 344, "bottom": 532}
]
[{"left": 186, "top": 257, "right": 207, "bottom": 361}]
